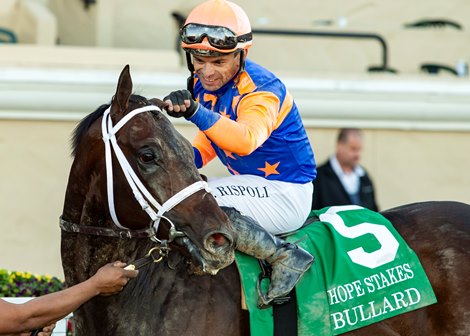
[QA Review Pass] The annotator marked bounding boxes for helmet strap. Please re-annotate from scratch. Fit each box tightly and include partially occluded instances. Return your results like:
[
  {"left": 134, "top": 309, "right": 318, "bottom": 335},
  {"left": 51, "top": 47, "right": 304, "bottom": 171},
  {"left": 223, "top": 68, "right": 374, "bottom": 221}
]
[
  {"left": 185, "top": 51, "right": 195, "bottom": 99},
  {"left": 233, "top": 50, "right": 246, "bottom": 85},
  {"left": 239, "top": 49, "right": 246, "bottom": 73}
]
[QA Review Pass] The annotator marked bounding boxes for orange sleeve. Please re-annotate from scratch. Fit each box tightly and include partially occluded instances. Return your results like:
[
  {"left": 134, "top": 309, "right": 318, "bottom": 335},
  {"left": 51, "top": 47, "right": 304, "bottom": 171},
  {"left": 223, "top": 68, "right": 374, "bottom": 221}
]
[
  {"left": 204, "top": 92, "right": 280, "bottom": 156},
  {"left": 192, "top": 130, "right": 216, "bottom": 167}
]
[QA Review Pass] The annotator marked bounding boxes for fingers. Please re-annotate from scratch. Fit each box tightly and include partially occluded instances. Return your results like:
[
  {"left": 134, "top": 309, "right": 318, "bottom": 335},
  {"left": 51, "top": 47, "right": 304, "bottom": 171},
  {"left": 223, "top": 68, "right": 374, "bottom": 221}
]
[
  {"left": 163, "top": 90, "right": 195, "bottom": 118},
  {"left": 163, "top": 99, "right": 174, "bottom": 112},
  {"left": 123, "top": 268, "right": 139, "bottom": 279},
  {"left": 113, "top": 261, "right": 126, "bottom": 268},
  {"left": 37, "top": 323, "right": 56, "bottom": 336},
  {"left": 111, "top": 261, "right": 139, "bottom": 278},
  {"left": 164, "top": 99, "right": 190, "bottom": 112},
  {"left": 113, "top": 261, "right": 139, "bottom": 285},
  {"left": 163, "top": 91, "right": 184, "bottom": 111},
  {"left": 124, "top": 264, "right": 135, "bottom": 270},
  {"left": 95, "top": 262, "right": 138, "bottom": 296}
]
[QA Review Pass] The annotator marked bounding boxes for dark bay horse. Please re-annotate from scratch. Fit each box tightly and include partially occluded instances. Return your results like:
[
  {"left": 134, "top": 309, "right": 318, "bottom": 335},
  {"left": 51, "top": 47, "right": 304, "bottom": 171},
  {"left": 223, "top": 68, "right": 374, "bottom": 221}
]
[{"left": 61, "top": 65, "right": 470, "bottom": 335}]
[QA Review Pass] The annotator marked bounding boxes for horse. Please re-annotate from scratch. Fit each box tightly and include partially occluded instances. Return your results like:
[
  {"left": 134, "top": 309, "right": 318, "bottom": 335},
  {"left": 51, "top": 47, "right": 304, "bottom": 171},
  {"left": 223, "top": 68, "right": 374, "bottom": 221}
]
[{"left": 60, "top": 65, "right": 470, "bottom": 335}]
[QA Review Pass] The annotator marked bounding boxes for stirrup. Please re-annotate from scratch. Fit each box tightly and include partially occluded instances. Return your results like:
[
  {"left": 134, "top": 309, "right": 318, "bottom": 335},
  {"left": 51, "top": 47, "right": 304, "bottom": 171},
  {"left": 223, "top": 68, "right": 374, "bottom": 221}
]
[
  {"left": 256, "top": 272, "right": 291, "bottom": 309},
  {"left": 257, "top": 271, "right": 271, "bottom": 309},
  {"left": 256, "top": 260, "right": 273, "bottom": 308}
]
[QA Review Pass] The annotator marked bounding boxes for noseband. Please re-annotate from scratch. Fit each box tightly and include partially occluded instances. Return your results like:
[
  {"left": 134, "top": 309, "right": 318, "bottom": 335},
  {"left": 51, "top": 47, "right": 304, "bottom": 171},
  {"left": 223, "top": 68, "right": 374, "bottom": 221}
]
[{"left": 60, "top": 104, "right": 211, "bottom": 245}]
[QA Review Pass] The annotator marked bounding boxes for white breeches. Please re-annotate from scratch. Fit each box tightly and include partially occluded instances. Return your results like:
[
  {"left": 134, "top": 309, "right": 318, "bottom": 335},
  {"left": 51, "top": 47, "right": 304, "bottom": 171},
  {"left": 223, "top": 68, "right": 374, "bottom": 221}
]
[{"left": 207, "top": 175, "right": 313, "bottom": 235}]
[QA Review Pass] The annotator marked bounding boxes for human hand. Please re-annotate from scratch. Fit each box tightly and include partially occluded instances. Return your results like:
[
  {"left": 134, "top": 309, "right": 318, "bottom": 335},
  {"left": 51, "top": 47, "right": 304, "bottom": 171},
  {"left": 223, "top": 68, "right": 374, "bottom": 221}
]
[
  {"left": 163, "top": 90, "right": 198, "bottom": 119},
  {"left": 37, "top": 323, "right": 55, "bottom": 336},
  {"left": 24, "top": 323, "right": 55, "bottom": 336},
  {"left": 91, "top": 261, "right": 139, "bottom": 296}
]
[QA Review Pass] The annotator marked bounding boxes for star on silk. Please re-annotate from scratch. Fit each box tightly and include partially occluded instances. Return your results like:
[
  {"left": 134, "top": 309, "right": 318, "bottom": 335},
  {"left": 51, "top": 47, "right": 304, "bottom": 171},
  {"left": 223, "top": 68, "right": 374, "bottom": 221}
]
[
  {"left": 219, "top": 108, "right": 230, "bottom": 118},
  {"left": 224, "top": 150, "right": 236, "bottom": 160},
  {"left": 203, "top": 93, "right": 217, "bottom": 108},
  {"left": 258, "top": 161, "right": 280, "bottom": 177}
]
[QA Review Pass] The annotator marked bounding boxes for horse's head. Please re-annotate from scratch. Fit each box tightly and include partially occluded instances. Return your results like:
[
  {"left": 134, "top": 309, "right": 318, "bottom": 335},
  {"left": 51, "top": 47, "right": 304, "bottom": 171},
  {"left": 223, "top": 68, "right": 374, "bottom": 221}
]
[{"left": 62, "top": 65, "right": 235, "bottom": 274}]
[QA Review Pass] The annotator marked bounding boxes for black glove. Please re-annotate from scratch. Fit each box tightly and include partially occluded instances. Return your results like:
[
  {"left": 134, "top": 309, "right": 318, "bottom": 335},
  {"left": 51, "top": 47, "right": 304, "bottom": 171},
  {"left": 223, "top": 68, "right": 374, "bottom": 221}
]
[{"left": 163, "top": 90, "right": 198, "bottom": 119}]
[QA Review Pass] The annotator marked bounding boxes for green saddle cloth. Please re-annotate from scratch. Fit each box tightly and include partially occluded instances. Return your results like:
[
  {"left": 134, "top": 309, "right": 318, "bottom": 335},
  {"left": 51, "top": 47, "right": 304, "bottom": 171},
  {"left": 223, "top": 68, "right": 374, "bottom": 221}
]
[{"left": 235, "top": 205, "right": 437, "bottom": 335}]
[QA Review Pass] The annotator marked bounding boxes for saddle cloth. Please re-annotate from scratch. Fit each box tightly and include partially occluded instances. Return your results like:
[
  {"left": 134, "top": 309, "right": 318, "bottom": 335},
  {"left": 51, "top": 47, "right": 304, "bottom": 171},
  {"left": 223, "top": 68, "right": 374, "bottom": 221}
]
[{"left": 235, "top": 205, "right": 437, "bottom": 335}]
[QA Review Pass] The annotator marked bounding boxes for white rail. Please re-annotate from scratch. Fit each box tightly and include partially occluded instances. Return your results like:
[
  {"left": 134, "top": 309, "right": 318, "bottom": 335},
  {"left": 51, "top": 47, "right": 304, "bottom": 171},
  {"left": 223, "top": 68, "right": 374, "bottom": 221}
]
[{"left": 1, "top": 67, "right": 470, "bottom": 131}]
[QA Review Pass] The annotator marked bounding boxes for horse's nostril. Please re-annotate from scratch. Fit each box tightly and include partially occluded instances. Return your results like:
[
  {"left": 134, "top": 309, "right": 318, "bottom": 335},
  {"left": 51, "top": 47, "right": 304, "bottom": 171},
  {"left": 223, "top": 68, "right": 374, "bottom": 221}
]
[
  {"left": 212, "top": 233, "right": 226, "bottom": 246},
  {"left": 205, "top": 232, "right": 233, "bottom": 252}
]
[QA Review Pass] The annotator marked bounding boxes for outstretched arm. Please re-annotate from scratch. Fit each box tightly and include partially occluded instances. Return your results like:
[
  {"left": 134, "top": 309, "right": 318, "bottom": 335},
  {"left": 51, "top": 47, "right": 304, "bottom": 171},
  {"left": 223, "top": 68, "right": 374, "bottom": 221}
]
[
  {"left": 163, "top": 89, "right": 284, "bottom": 156},
  {"left": 0, "top": 261, "right": 138, "bottom": 334}
]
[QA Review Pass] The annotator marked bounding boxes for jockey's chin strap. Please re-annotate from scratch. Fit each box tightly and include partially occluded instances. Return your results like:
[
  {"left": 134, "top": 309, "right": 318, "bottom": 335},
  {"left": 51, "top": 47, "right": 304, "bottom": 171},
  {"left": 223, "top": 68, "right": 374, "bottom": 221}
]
[{"left": 101, "top": 105, "right": 211, "bottom": 243}]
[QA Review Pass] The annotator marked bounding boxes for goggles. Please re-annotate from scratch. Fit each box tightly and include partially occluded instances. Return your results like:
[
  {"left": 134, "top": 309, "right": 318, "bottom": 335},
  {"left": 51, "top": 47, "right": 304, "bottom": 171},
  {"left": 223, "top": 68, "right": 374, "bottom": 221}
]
[{"left": 181, "top": 23, "right": 252, "bottom": 50}]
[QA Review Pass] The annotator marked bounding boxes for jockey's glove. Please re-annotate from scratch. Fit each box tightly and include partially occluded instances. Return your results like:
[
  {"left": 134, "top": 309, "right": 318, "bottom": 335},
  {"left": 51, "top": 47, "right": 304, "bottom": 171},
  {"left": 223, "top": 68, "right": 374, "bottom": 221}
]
[{"left": 163, "top": 90, "right": 199, "bottom": 119}]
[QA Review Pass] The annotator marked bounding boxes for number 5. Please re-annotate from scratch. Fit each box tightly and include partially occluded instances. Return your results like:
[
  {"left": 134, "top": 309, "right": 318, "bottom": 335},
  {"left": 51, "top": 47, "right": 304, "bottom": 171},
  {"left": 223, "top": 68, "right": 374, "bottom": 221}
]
[{"left": 319, "top": 205, "right": 399, "bottom": 269}]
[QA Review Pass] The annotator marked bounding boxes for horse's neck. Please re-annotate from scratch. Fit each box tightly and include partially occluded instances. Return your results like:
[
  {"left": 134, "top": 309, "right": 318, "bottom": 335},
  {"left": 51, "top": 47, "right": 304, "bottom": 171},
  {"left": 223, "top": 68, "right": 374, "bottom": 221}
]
[{"left": 62, "top": 166, "right": 108, "bottom": 224}]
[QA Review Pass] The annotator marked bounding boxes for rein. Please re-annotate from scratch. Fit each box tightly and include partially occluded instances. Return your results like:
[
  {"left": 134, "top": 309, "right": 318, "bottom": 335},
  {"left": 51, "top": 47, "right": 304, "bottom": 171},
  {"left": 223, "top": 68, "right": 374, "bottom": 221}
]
[{"left": 61, "top": 104, "right": 212, "bottom": 246}]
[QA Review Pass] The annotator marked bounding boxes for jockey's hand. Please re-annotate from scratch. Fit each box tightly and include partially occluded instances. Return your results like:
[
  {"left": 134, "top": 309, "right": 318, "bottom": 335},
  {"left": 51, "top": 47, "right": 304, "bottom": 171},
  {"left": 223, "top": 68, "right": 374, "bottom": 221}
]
[{"left": 163, "top": 90, "right": 198, "bottom": 119}]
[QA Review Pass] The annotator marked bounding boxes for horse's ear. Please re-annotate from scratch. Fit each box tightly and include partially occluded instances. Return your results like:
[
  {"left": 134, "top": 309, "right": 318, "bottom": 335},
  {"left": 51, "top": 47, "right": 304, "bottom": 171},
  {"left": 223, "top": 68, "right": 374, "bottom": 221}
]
[
  {"left": 111, "top": 64, "right": 133, "bottom": 117},
  {"left": 149, "top": 97, "right": 166, "bottom": 110}
]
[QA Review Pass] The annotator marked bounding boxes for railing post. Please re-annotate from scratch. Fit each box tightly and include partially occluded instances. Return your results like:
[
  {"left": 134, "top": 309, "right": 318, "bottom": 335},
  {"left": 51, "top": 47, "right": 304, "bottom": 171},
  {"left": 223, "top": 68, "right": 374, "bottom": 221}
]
[{"left": 0, "top": 27, "right": 17, "bottom": 43}]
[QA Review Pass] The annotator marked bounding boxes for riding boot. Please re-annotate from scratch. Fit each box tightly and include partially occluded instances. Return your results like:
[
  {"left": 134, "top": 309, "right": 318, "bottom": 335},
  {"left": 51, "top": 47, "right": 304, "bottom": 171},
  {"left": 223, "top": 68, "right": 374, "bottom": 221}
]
[{"left": 222, "top": 207, "right": 314, "bottom": 308}]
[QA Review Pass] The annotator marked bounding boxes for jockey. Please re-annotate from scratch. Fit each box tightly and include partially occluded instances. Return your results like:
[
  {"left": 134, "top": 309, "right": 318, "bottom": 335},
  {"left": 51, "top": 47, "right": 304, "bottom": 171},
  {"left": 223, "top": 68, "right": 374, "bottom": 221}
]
[{"left": 163, "top": 0, "right": 317, "bottom": 308}]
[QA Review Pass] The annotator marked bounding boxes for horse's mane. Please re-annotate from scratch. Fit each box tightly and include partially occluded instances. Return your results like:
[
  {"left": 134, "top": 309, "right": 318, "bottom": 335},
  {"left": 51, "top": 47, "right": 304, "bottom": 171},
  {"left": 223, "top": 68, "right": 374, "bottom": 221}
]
[{"left": 71, "top": 94, "right": 149, "bottom": 157}]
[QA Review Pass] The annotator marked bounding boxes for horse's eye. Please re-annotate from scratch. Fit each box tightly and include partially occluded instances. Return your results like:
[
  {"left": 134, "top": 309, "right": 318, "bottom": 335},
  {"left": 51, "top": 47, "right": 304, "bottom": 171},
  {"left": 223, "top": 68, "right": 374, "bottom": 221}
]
[{"left": 139, "top": 152, "right": 155, "bottom": 163}]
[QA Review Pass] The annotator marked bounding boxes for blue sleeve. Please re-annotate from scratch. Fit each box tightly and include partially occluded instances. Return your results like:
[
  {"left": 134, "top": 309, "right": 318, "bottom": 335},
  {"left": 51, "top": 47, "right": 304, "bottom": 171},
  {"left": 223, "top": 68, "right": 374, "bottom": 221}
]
[
  {"left": 188, "top": 104, "right": 221, "bottom": 131},
  {"left": 193, "top": 146, "right": 203, "bottom": 169}
]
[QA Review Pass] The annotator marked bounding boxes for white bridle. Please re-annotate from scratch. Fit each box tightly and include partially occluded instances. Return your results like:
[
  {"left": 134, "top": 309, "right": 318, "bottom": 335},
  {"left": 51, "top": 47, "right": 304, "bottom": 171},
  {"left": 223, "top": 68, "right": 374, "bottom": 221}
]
[{"left": 101, "top": 105, "right": 211, "bottom": 242}]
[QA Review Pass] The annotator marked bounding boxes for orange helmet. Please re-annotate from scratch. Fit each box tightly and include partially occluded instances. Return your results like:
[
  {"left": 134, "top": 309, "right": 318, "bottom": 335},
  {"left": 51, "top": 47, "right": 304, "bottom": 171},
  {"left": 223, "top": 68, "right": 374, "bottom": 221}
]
[{"left": 180, "top": 0, "right": 253, "bottom": 56}]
